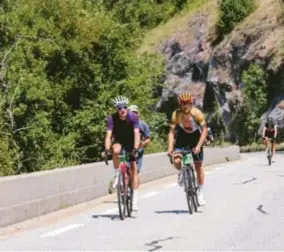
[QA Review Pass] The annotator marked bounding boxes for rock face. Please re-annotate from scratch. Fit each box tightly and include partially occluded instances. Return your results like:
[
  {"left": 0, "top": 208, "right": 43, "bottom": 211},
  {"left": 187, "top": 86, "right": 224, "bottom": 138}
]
[
  {"left": 259, "top": 95, "right": 284, "bottom": 134},
  {"left": 155, "top": 0, "right": 284, "bottom": 140},
  {"left": 156, "top": 13, "right": 212, "bottom": 115}
]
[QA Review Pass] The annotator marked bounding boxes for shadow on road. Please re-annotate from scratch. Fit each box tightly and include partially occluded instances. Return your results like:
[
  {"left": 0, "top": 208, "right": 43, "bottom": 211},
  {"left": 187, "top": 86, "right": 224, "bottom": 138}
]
[
  {"left": 257, "top": 205, "right": 269, "bottom": 215},
  {"left": 155, "top": 209, "right": 202, "bottom": 215},
  {"left": 92, "top": 214, "right": 136, "bottom": 221},
  {"left": 145, "top": 237, "right": 174, "bottom": 251},
  {"left": 92, "top": 214, "right": 120, "bottom": 221}
]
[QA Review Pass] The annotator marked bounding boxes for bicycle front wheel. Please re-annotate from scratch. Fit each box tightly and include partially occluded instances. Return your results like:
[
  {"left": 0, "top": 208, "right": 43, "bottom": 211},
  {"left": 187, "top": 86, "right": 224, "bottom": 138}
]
[
  {"left": 117, "top": 169, "right": 127, "bottom": 220},
  {"left": 267, "top": 148, "right": 271, "bottom": 166},
  {"left": 189, "top": 166, "right": 198, "bottom": 212},
  {"left": 126, "top": 187, "right": 133, "bottom": 217},
  {"left": 126, "top": 169, "right": 133, "bottom": 217},
  {"left": 183, "top": 167, "right": 193, "bottom": 214}
]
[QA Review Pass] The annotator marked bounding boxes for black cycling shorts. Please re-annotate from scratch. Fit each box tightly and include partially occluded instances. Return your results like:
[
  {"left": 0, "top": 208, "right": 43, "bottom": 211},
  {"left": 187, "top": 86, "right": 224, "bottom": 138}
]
[{"left": 174, "top": 126, "right": 203, "bottom": 162}]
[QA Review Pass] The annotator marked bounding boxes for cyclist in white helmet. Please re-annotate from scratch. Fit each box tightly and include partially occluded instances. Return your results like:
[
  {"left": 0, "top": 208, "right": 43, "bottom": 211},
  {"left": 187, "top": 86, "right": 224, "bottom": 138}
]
[{"left": 103, "top": 96, "right": 140, "bottom": 211}]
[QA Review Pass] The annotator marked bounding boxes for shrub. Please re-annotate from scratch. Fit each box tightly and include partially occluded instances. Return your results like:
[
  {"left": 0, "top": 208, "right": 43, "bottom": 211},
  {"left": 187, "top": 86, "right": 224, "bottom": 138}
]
[{"left": 217, "top": 0, "right": 256, "bottom": 35}]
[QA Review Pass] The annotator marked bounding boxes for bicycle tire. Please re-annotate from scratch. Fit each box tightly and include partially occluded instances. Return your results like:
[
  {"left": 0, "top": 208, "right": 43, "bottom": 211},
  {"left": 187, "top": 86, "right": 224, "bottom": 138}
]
[
  {"left": 183, "top": 167, "right": 193, "bottom": 214},
  {"left": 126, "top": 169, "right": 133, "bottom": 217},
  {"left": 117, "top": 169, "right": 127, "bottom": 220},
  {"left": 189, "top": 166, "right": 198, "bottom": 212},
  {"left": 268, "top": 148, "right": 271, "bottom": 166},
  {"left": 127, "top": 187, "right": 133, "bottom": 217}
]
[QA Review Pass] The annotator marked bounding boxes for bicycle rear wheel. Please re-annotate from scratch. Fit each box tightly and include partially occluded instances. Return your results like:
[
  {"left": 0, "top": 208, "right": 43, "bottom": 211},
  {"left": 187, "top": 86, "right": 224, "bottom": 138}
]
[
  {"left": 117, "top": 168, "right": 127, "bottom": 220},
  {"left": 183, "top": 167, "right": 193, "bottom": 214}
]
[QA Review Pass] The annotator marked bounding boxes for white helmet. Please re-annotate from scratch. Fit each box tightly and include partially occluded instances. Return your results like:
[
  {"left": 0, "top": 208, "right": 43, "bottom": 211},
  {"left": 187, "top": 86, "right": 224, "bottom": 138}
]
[
  {"left": 112, "top": 95, "right": 129, "bottom": 107},
  {"left": 129, "top": 104, "right": 139, "bottom": 113}
]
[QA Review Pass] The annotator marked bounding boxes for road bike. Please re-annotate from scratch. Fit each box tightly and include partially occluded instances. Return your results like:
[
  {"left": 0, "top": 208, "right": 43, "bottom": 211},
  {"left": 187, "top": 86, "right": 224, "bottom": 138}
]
[
  {"left": 168, "top": 149, "right": 199, "bottom": 214},
  {"left": 264, "top": 137, "right": 274, "bottom": 166},
  {"left": 105, "top": 151, "right": 134, "bottom": 220}
]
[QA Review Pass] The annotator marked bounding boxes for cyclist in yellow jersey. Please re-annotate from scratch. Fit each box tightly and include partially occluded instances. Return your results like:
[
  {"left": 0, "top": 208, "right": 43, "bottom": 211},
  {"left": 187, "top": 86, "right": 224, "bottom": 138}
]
[{"left": 167, "top": 92, "right": 208, "bottom": 205}]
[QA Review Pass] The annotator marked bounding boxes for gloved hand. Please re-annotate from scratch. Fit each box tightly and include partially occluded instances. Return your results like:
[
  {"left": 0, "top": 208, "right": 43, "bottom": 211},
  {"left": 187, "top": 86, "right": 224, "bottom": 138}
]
[
  {"left": 137, "top": 148, "right": 144, "bottom": 158},
  {"left": 104, "top": 149, "right": 110, "bottom": 165},
  {"left": 131, "top": 148, "right": 139, "bottom": 161}
]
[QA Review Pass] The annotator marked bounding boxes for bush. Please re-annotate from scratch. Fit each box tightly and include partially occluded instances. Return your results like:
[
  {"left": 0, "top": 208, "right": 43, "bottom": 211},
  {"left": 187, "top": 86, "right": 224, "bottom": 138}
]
[
  {"left": 240, "top": 142, "right": 284, "bottom": 153},
  {"left": 232, "top": 63, "right": 268, "bottom": 145},
  {"left": 217, "top": 0, "right": 256, "bottom": 35},
  {"left": 0, "top": 0, "right": 172, "bottom": 175}
]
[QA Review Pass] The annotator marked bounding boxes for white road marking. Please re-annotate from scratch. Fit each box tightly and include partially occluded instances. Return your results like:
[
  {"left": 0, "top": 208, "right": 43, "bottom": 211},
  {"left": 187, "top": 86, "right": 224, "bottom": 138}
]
[
  {"left": 141, "top": 191, "right": 160, "bottom": 198},
  {"left": 223, "top": 164, "right": 234, "bottom": 168},
  {"left": 214, "top": 163, "right": 236, "bottom": 170},
  {"left": 41, "top": 224, "right": 84, "bottom": 238},
  {"left": 164, "top": 183, "right": 177, "bottom": 188},
  {"left": 215, "top": 167, "right": 223, "bottom": 170}
]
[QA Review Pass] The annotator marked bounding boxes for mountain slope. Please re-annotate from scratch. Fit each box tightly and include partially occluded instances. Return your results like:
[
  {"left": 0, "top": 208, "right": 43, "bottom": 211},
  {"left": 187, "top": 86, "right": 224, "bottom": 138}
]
[{"left": 139, "top": 0, "right": 284, "bottom": 143}]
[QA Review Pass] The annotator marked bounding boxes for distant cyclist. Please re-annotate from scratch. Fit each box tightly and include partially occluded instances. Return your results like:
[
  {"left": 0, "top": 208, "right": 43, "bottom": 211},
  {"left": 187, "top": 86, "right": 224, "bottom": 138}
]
[
  {"left": 129, "top": 105, "right": 151, "bottom": 190},
  {"left": 103, "top": 96, "right": 140, "bottom": 211},
  {"left": 262, "top": 116, "right": 277, "bottom": 160},
  {"left": 167, "top": 92, "right": 208, "bottom": 205}
]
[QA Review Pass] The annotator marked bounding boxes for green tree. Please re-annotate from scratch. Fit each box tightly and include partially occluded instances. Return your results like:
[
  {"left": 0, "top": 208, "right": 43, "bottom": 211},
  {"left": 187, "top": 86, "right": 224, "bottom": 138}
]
[
  {"left": 217, "top": 0, "right": 256, "bottom": 35},
  {"left": 0, "top": 0, "right": 175, "bottom": 175},
  {"left": 237, "top": 63, "right": 268, "bottom": 144}
]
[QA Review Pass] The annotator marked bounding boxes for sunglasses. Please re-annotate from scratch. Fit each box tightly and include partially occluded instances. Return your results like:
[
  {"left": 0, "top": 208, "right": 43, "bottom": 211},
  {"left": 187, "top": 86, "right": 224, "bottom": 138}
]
[
  {"left": 117, "top": 106, "right": 128, "bottom": 111},
  {"left": 180, "top": 102, "right": 191, "bottom": 106}
]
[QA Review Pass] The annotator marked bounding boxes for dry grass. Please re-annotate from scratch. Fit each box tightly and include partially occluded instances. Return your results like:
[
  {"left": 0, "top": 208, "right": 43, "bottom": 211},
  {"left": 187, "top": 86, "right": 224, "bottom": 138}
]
[
  {"left": 224, "top": 0, "right": 284, "bottom": 70},
  {"left": 240, "top": 142, "right": 284, "bottom": 152},
  {"left": 137, "top": 0, "right": 216, "bottom": 54}
]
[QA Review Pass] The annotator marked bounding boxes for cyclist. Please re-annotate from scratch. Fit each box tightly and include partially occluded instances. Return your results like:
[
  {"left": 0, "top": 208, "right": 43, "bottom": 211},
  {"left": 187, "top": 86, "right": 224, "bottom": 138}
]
[
  {"left": 103, "top": 96, "right": 140, "bottom": 211},
  {"left": 262, "top": 116, "right": 277, "bottom": 160},
  {"left": 129, "top": 105, "right": 151, "bottom": 184},
  {"left": 167, "top": 92, "right": 208, "bottom": 205}
]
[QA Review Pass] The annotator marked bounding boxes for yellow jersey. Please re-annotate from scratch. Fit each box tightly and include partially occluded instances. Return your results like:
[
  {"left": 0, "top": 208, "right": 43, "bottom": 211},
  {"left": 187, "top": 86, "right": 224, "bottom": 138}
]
[{"left": 170, "top": 107, "right": 206, "bottom": 132}]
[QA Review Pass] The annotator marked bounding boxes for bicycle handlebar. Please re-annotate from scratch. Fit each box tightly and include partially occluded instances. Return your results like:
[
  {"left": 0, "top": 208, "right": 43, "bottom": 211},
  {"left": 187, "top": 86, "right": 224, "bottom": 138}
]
[
  {"left": 104, "top": 151, "right": 137, "bottom": 166},
  {"left": 167, "top": 148, "right": 202, "bottom": 165}
]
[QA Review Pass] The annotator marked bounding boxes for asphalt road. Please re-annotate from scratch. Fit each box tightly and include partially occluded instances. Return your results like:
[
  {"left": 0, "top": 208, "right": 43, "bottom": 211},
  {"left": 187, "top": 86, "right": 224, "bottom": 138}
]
[{"left": 0, "top": 152, "right": 283, "bottom": 251}]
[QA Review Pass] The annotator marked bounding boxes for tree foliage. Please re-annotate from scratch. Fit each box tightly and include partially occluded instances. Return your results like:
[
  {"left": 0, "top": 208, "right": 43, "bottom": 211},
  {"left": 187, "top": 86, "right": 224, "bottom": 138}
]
[
  {"left": 217, "top": 0, "right": 256, "bottom": 35},
  {"left": 234, "top": 63, "right": 268, "bottom": 145},
  {"left": 1, "top": 0, "right": 187, "bottom": 175}
]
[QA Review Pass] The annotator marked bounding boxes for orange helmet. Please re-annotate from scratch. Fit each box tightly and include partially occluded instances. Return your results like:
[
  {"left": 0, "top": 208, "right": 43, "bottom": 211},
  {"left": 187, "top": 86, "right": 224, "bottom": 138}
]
[{"left": 178, "top": 92, "right": 193, "bottom": 105}]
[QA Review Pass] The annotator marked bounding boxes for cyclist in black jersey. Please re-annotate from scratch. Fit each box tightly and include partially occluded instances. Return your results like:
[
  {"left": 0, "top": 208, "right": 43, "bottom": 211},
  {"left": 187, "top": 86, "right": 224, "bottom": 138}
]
[{"left": 262, "top": 117, "right": 277, "bottom": 160}]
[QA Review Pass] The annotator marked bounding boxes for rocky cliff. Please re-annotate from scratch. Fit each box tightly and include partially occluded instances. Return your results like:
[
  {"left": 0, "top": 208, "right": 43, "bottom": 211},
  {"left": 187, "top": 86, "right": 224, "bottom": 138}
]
[{"left": 154, "top": 0, "right": 284, "bottom": 141}]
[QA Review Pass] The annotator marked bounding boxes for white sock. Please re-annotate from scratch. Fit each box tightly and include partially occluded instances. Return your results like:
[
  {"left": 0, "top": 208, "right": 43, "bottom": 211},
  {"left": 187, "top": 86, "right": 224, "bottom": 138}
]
[
  {"left": 114, "top": 169, "right": 119, "bottom": 176},
  {"left": 199, "top": 184, "right": 204, "bottom": 192},
  {"left": 133, "top": 189, "right": 138, "bottom": 199}
]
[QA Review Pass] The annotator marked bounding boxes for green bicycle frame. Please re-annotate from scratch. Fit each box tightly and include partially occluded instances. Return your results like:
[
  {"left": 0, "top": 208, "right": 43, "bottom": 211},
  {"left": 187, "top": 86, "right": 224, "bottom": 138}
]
[
  {"left": 118, "top": 153, "right": 127, "bottom": 163},
  {"left": 182, "top": 153, "right": 194, "bottom": 166}
]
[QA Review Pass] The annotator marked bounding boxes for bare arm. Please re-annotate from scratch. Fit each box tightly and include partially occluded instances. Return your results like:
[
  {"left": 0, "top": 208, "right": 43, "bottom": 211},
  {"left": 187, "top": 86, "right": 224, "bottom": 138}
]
[
  {"left": 262, "top": 127, "right": 266, "bottom": 138},
  {"left": 168, "top": 126, "right": 175, "bottom": 153},
  {"left": 274, "top": 125, "right": 277, "bottom": 138},
  {"left": 134, "top": 128, "right": 140, "bottom": 150},
  {"left": 141, "top": 137, "right": 151, "bottom": 148},
  {"left": 196, "top": 124, "right": 208, "bottom": 149},
  {"left": 105, "top": 130, "right": 112, "bottom": 150}
]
